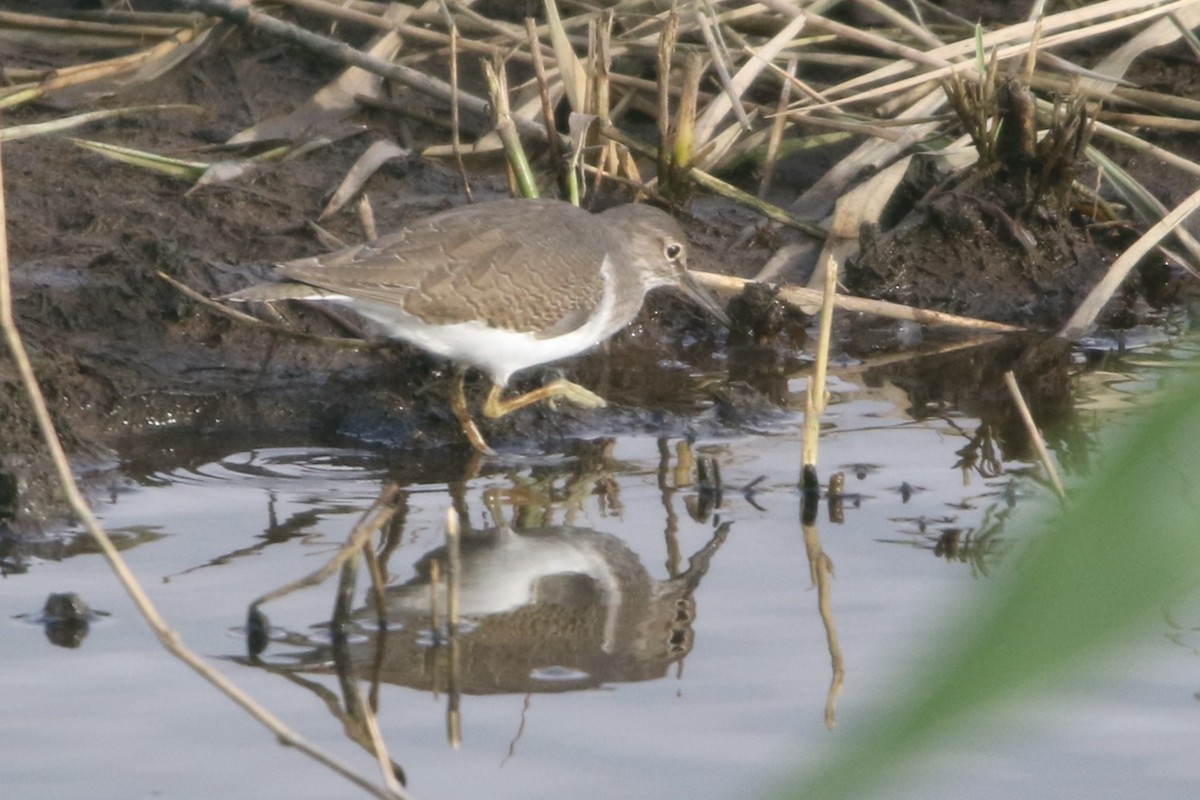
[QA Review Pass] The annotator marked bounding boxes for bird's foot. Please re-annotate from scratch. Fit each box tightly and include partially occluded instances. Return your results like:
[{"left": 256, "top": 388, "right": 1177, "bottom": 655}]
[
  {"left": 543, "top": 379, "right": 608, "bottom": 411},
  {"left": 483, "top": 379, "right": 608, "bottom": 418}
]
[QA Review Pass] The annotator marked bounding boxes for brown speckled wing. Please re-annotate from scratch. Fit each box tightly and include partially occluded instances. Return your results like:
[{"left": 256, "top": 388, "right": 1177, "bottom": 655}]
[{"left": 275, "top": 200, "right": 609, "bottom": 334}]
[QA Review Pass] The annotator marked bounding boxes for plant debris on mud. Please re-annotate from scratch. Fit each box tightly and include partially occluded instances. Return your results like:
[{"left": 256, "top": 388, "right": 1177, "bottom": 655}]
[{"left": 2, "top": 1, "right": 1198, "bottom": 534}]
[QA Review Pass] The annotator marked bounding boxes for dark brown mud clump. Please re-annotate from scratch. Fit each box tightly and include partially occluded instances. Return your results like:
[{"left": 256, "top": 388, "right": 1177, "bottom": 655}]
[{"left": 848, "top": 173, "right": 1131, "bottom": 327}]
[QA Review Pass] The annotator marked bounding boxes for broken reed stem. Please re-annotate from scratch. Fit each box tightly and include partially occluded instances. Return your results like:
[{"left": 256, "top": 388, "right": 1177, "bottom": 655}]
[
  {"left": 0, "top": 28, "right": 208, "bottom": 110},
  {"left": 0, "top": 145, "right": 406, "bottom": 800},
  {"left": 483, "top": 56, "right": 538, "bottom": 198},
  {"left": 442, "top": 2, "right": 473, "bottom": 202},
  {"left": 0, "top": 8, "right": 183, "bottom": 37},
  {"left": 543, "top": 0, "right": 584, "bottom": 113},
  {"left": 1003, "top": 371, "right": 1067, "bottom": 500},
  {"left": 356, "top": 193, "right": 378, "bottom": 241},
  {"left": 689, "top": 270, "right": 1024, "bottom": 333},
  {"left": 656, "top": 7, "right": 679, "bottom": 186},
  {"left": 1060, "top": 180, "right": 1200, "bottom": 338},
  {"left": 695, "top": 3, "right": 752, "bottom": 131},
  {"left": 597, "top": 12, "right": 615, "bottom": 114},
  {"left": 591, "top": 11, "right": 616, "bottom": 195},
  {"left": 178, "top": 0, "right": 556, "bottom": 141},
  {"left": 281, "top": 0, "right": 719, "bottom": 103},
  {"left": 525, "top": 15, "right": 573, "bottom": 202},
  {"left": 802, "top": 256, "right": 838, "bottom": 469},
  {"left": 759, "top": 56, "right": 796, "bottom": 199},
  {"left": 672, "top": 52, "right": 703, "bottom": 179}
]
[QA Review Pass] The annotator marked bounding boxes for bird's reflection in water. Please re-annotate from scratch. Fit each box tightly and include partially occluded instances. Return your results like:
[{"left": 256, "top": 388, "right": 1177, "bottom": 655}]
[
  {"left": 342, "top": 519, "right": 728, "bottom": 693},
  {"left": 246, "top": 438, "right": 732, "bottom": 744}
]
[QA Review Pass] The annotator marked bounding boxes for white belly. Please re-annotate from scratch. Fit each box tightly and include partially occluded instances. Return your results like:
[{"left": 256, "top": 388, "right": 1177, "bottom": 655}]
[{"left": 336, "top": 257, "right": 622, "bottom": 386}]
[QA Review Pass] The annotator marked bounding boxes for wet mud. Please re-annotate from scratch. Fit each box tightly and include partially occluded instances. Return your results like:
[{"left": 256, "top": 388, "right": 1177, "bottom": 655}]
[{"left": 1, "top": 24, "right": 1195, "bottom": 535}]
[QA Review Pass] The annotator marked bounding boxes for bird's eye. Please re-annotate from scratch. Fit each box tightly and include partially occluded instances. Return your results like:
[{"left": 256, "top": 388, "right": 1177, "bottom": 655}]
[{"left": 665, "top": 242, "right": 684, "bottom": 260}]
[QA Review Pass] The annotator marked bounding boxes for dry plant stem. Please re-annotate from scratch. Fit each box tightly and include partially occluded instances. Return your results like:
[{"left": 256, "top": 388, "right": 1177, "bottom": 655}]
[
  {"left": 178, "top": 0, "right": 555, "bottom": 142},
  {"left": 0, "top": 27, "right": 207, "bottom": 109},
  {"left": 442, "top": 3, "right": 473, "bottom": 202},
  {"left": 1094, "top": 111, "right": 1200, "bottom": 133},
  {"left": 357, "top": 194, "right": 378, "bottom": 241},
  {"left": 757, "top": 57, "right": 834, "bottom": 108},
  {"left": 525, "top": 16, "right": 570, "bottom": 200},
  {"left": 1021, "top": 16, "right": 1044, "bottom": 84},
  {"left": 543, "top": 0, "right": 586, "bottom": 113},
  {"left": 590, "top": 13, "right": 617, "bottom": 194},
  {"left": 1170, "top": 9, "right": 1200, "bottom": 58},
  {"left": 695, "top": 3, "right": 752, "bottom": 131},
  {"left": 1061, "top": 181, "right": 1200, "bottom": 338},
  {"left": 801, "top": 0, "right": 1197, "bottom": 111},
  {"left": 0, "top": 148, "right": 405, "bottom": 800},
  {"left": 284, "top": 0, "right": 701, "bottom": 103},
  {"left": 281, "top": 0, "right": 539, "bottom": 59},
  {"left": 777, "top": 106, "right": 905, "bottom": 141},
  {"left": 44, "top": 8, "right": 205, "bottom": 26},
  {"left": 854, "top": 0, "right": 944, "bottom": 48},
  {"left": 1031, "top": 72, "right": 1200, "bottom": 117},
  {"left": 1003, "top": 371, "right": 1066, "bottom": 500},
  {"left": 689, "top": 270, "right": 1024, "bottom": 333},
  {"left": 0, "top": 105, "right": 202, "bottom": 142},
  {"left": 1089, "top": 118, "right": 1200, "bottom": 180},
  {"left": 758, "top": 56, "right": 796, "bottom": 199},
  {"left": 0, "top": 9, "right": 180, "bottom": 36},
  {"left": 759, "top": 0, "right": 953, "bottom": 76},
  {"left": 802, "top": 256, "right": 838, "bottom": 469},
  {"left": 655, "top": 7, "right": 679, "bottom": 185},
  {"left": 875, "top": 76, "right": 944, "bottom": 119},
  {"left": 672, "top": 52, "right": 703, "bottom": 180}
]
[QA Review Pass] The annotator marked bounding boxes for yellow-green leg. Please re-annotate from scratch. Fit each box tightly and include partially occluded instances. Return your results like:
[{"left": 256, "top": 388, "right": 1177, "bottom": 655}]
[
  {"left": 449, "top": 370, "right": 609, "bottom": 455},
  {"left": 449, "top": 368, "right": 497, "bottom": 456},
  {"left": 481, "top": 378, "right": 607, "bottom": 419}
]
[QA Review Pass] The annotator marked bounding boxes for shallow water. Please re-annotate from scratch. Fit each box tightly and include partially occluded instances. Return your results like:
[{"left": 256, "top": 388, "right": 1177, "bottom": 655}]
[{"left": 3, "top": 335, "right": 1199, "bottom": 800}]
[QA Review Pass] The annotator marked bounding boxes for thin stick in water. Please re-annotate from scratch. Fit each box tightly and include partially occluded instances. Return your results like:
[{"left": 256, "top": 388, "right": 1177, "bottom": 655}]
[
  {"left": 0, "top": 137, "right": 408, "bottom": 800},
  {"left": 802, "top": 255, "right": 838, "bottom": 470},
  {"left": 1003, "top": 371, "right": 1066, "bottom": 499}
]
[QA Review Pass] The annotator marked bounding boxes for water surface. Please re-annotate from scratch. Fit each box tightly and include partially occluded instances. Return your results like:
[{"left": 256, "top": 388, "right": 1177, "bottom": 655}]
[{"left": 4, "top": 337, "right": 1198, "bottom": 800}]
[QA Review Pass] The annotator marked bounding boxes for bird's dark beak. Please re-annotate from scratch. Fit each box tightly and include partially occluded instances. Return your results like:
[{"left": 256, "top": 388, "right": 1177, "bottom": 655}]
[{"left": 678, "top": 269, "right": 732, "bottom": 328}]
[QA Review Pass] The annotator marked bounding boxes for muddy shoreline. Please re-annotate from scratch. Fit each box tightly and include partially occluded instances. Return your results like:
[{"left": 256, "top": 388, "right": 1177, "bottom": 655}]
[{"left": 2, "top": 20, "right": 1197, "bottom": 537}]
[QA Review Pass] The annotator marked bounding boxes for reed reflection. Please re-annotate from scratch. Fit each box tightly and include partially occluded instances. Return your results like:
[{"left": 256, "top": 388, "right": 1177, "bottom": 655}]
[{"left": 243, "top": 439, "right": 732, "bottom": 750}]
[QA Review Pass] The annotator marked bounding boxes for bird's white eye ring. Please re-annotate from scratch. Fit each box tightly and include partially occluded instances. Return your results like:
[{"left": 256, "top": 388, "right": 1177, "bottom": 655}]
[{"left": 665, "top": 242, "right": 684, "bottom": 260}]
